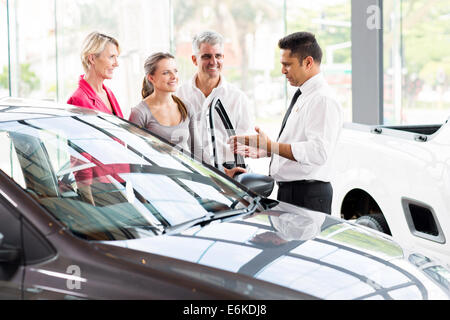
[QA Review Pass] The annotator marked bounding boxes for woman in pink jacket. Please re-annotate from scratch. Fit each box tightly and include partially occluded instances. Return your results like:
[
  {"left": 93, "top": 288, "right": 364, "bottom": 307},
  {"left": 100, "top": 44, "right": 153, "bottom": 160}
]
[
  {"left": 68, "top": 32, "right": 126, "bottom": 205},
  {"left": 67, "top": 31, "right": 123, "bottom": 118}
]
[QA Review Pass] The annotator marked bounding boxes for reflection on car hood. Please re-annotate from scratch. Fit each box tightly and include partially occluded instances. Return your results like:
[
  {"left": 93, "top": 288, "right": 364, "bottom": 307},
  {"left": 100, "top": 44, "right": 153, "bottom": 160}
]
[{"left": 103, "top": 201, "right": 450, "bottom": 300}]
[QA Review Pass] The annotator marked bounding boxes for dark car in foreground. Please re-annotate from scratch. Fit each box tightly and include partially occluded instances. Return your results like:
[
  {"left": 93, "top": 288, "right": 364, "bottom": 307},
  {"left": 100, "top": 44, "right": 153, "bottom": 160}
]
[{"left": 0, "top": 98, "right": 449, "bottom": 300}]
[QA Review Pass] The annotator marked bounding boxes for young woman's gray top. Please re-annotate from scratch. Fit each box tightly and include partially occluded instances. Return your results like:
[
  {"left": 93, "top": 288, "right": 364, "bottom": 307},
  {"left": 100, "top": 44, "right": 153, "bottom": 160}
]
[{"left": 129, "top": 98, "right": 207, "bottom": 162}]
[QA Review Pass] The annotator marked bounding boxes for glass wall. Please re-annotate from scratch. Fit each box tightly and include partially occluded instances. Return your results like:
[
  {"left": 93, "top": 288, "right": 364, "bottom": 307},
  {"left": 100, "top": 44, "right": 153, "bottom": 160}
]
[
  {"left": 0, "top": 0, "right": 9, "bottom": 98},
  {"left": 56, "top": 0, "right": 171, "bottom": 117},
  {"left": 384, "top": 0, "right": 450, "bottom": 124},
  {"left": 8, "top": 0, "right": 57, "bottom": 100},
  {"left": 4, "top": 1, "right": 450, "bottom": 126},
  {"left": 0, "top": 1, "right": 9, "bottom": 98},
  {"left": 1, "top": 0, "right": 353, "bottom": 175},
  {"left": 4, "top": 0, "right": 170, "bottom": 117},
  {"left": 287, "top": 0, "right": 352, "bottom": 123},
  {"left": 3, "top": 0, "right": 351, "bottom": 119}
]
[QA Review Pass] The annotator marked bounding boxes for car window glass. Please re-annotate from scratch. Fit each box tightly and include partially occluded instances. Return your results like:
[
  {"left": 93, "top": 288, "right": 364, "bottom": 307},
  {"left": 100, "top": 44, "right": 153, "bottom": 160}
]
[
  {"left": 0, "top": 116, "right": 252, "bottom": 242},
  {"left": 0, "top": 132, "right": 26, "bottom": 189},
  {"left": 82, "top": 116, "right": 194, "bottom": 172},
  {"left": 38, "top": 129, "right": 89, "bottom": 176},
  {"left": 28, "top": 117, "right": 150, "bottom": 166}
]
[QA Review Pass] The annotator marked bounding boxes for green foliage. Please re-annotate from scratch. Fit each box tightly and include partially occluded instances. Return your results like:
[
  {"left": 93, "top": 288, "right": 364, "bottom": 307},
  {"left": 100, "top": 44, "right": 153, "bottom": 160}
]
[
  {"left": 271, "top": 48, "right": 282, "bottom": 78},
  {"left": 78, "top": 0, "right": 120, "bottom": 34},
  {"left": 0, "top": 63, "right": 40, "bottom": 95},
  {"left": 0, "top": 65, "right": 8, "bottom": 89},
  {"left": 176, "top": 55, "right": 197, "bottom": 82},
  {"left": 172, "top": 0, "right": 281, "bottom": 92},
  {"left": 287, "top": 2, "right": 352, "bottom": 64},
  {"left": 402, "top": 2, "right": 450, "bottom": 87},
  {"left": 384, "top": 0, "right": 450, "bottom": 88},
  {"left": 18, "top": 63, "right": 40, "bottom": 95}
]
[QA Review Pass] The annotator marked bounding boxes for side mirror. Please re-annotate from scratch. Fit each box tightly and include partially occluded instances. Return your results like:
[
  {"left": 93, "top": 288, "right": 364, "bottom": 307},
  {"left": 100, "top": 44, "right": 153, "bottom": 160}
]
[
  {"left": 235, "top": 173, "right": 274, "bottom": 198},
  {"left": 0, "top": 233, "right": 20, "bottom": 263}
]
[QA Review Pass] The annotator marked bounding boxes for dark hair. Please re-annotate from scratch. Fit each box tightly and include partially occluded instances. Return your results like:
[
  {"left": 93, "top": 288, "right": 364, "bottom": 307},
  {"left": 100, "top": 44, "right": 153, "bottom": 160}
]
[
  {"left": 141, "top": 52, "right": 187, "bottom": 121},
  {"left": 172, "top": 95, "right": 188, "bottom": 122},
  {"left": 278, "top": 32, "right": 322, "bottom": 64}
]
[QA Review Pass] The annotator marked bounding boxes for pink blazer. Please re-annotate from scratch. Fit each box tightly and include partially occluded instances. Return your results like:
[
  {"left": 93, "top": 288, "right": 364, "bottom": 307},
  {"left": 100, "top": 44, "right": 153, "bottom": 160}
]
[
  {"left": 67, "top": 75, "right": 124, "bottom": 118},
  {"left": 68, "top": 75, "right": 127, "bottom": 186}
]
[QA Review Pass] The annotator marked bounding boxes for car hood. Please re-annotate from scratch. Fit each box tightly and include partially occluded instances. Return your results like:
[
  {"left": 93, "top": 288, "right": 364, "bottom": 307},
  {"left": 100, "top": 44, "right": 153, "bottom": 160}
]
[{"left": 99, "top": 201, "right": 450, "bottom": 300}]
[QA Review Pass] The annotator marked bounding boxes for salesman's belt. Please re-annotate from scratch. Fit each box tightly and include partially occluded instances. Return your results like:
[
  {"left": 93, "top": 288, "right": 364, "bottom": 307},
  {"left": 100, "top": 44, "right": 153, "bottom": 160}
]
[{"left": 276, "top": 180, "right": 320, "bottom": 187}]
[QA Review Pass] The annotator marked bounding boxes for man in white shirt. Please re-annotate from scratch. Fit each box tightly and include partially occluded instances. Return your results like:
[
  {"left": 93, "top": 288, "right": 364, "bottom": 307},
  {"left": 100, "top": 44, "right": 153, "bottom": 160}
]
[
  {"left": 176, "top": 30, "right": 253, "bottom": 175},
  {"left": 229, "top": 32, "right": 343, "bottom": 214}
]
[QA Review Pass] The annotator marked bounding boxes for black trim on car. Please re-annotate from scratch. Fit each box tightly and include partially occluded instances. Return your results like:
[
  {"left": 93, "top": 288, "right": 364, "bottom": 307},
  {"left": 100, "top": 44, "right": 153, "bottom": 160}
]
[{"left": 402, "top": 197, "right": 446, "bottom": 244}]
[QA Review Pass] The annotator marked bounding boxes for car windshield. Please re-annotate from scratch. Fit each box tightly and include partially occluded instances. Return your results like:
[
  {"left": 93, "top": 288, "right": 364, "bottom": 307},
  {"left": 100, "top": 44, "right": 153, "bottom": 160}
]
[{"left": 0, "top": 113, "right": 253, "bottom": 241}]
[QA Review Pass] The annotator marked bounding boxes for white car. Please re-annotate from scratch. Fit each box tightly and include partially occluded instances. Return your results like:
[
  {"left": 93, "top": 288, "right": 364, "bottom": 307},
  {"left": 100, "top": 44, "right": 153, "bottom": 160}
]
[{"left": 331, "top": 119, "right": 450, "bottom": 267}]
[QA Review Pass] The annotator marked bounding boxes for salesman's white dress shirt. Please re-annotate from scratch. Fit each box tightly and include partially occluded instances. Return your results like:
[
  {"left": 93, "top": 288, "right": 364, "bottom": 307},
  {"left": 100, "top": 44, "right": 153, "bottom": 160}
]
[
  {"left": 177, "top": 75, "right": 254, "bottom": 169},
  {"left": 270, "top": 73, "right": 343, "bottom": 182}
]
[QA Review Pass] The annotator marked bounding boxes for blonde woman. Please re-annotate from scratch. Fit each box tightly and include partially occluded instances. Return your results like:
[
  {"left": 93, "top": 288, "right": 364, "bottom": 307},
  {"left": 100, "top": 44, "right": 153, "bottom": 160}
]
[
  {"left": 68, "top": 32, "right": 127, "bottom": 205},
  {"left": 68, "top": 31, "right": 123, "bottom": 118}
]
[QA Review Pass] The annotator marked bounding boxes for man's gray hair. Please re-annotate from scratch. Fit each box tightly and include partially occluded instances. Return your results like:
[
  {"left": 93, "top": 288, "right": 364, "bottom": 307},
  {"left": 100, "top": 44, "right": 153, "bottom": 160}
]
[{"left": 192, "top": 30, "right": 224, "bottom": 56}]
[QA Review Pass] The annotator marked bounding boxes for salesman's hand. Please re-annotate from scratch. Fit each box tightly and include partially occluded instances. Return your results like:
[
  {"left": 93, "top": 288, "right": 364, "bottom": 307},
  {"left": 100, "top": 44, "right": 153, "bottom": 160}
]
[{"left": 228, "top": 126, "right": 272, "bottom": 159}]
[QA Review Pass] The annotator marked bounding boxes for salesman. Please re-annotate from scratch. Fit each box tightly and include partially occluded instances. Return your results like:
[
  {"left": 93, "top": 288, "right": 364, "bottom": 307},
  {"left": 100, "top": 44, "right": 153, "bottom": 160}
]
[{"left": 229, "top": 31, "right": 343, "bottom": 214}]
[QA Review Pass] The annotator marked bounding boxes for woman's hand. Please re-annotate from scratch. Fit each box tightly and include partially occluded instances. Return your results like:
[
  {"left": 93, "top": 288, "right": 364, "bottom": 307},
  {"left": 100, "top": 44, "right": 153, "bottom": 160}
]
[{"left": 224, "top": 166, "right": 247, "bottom": 178}]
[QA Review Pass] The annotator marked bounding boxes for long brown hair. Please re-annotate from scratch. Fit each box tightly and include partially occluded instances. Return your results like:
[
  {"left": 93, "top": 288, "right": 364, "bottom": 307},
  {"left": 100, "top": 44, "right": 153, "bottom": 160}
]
[
  {"left": 172, "top": 95, "right": 188, "bottom": 122},
  {"left": 141, "top": 52, "right": 187, "bottom": 121}
]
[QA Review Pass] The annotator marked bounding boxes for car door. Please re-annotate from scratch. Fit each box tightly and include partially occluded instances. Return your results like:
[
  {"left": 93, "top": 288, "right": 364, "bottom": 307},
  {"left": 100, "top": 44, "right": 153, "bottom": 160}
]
[
  {"left": 207, "top": 97, "right": 247, "bottom": 170},
  {"left": 0, "top": 195, "right": 23, "bottom": 299}
]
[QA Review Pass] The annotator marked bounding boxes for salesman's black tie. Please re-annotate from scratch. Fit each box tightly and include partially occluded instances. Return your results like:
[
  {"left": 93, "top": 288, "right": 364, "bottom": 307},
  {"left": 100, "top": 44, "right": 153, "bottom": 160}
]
[
  {"left": 269, "top": 88, "right": 302, "bottom": 177},
  {"left": 277, "top": 88, "right": 302, "bottom": 140}
]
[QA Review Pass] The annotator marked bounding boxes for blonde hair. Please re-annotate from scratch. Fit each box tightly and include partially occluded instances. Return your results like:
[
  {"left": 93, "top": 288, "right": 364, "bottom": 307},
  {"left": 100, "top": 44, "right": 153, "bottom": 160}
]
[{"left": 80, "top": 32, "right": 120, "bottom": 73}]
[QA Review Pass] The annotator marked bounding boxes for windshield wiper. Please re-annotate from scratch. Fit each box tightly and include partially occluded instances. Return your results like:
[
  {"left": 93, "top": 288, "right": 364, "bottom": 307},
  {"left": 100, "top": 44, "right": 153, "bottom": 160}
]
[{"left": 163, "top": 196, "right": 263, "bottom": 235}]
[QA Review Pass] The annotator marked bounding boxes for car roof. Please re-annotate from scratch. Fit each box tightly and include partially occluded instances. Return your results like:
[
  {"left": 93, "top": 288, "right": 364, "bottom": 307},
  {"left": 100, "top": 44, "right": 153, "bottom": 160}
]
[{"left": 0, "top": 97, "right": 99, "bottom": 122}]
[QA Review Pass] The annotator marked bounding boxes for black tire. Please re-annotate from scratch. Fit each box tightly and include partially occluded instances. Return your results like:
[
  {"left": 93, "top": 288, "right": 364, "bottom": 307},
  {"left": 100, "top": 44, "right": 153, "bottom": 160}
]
[{"left": 355, "top": 213, "right": 391, "bottom": 235}]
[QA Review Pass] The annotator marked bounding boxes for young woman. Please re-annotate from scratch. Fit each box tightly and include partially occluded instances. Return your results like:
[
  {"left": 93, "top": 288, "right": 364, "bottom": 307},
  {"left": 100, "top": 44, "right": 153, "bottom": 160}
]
[
  {"left": 129, "top": 52, "right": 200, "bottom": 157},
  {"left": 129, "top": 52, "right": 245, "bottom": 178}
]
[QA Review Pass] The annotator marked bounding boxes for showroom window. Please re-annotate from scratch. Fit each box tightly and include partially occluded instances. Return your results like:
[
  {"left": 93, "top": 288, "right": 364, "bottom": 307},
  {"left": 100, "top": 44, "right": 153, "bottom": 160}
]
[
  {"left": 1, "top": 0, "right": 10, "bottom": 98},
  {"left": 3, "top": 0, "right": 351, "bottom": 123},
  {"left": 383, "top": 0, "right": 450, "bottom": 125},
  {"left": 7, "top": 0, "right": 57, "bottom": 100},
  {"left": 55, "top": 0, "right": 171, "bottom": 118},
  {"left": 286, "top": 0, "right": 352, "bottom": 123},
  {"left": 7, "top": 1, "right": 449, "bottom": 127}
]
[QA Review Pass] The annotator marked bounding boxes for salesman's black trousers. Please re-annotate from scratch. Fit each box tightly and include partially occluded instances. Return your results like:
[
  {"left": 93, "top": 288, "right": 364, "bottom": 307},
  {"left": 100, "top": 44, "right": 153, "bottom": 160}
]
[{"left": 276, "top": 180, "right": 333, "bottom": 215}]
